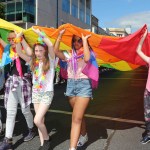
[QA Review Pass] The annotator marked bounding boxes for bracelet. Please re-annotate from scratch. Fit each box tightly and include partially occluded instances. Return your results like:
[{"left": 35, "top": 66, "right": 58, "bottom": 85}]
[
  {"left": 14, "top": 37, "right": 23, "bottom": 44},
  {"left": 39, "top": 31, "right": 46, "bottom": 39},
  {"left": 37, "top": 31, "right": 46, "bottom": 43}
]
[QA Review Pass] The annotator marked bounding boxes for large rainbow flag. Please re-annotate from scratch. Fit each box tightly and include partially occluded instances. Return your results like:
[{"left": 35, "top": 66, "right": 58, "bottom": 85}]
[
  {"left": 26, "top": 24, "right": 141, "bottom": 71},
  {"left": 99, "top": 24, "right": 150, "bottom": 66},
  {"left": 0, "top": 18, "right": 149, "bottom": 71}
]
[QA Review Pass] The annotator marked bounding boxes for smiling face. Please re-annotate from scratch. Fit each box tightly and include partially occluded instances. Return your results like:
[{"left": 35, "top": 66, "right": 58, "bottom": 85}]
[
  {"left": 7, "top": 32, "right": 16, "bottom": 49},
  {"left": 34, "top": 45, "right": 46, "bottom": 61},
  {"left": 72, "top": 35, "right": 83, "bottom": 50}
]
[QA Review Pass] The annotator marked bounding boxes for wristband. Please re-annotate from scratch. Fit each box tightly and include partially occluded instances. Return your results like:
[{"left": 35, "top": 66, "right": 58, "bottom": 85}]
[{"left": 38, "top": 31, "right": 46, "bottom": 43}]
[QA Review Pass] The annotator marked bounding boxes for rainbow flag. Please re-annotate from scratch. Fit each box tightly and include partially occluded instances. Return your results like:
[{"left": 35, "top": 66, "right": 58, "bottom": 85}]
[
  {"left": 50, "top": 23, "right": 141, "bottom": 71},
  {"left": 0, "top": 44, "right": 12, "bottom": 67},
  {"left": 0, "top": 19, "right": 148, "bottom": 72},
  {"left": 0, "top": 19, "right": 24, "bottom": 67},
  {"left": 99, "top": 25, "right": 150, "bottom": 66},
  {"left": 82, "top": 50, "right": 99, "bottom": 88}
]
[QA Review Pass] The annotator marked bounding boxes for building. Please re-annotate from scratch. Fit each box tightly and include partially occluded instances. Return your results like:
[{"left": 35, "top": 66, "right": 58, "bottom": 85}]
[
  {"left": 91, "top": 15, "right": 98, "bottom": 33},
  {"left": 1, "top": 0, "right": 91, "bottom": 29},
  {"left": 91, "top": 15, "right": 111, "bottom": 36},
  {"left": 1, "top": 0, "right": 35, "bottom": 28},
  {"left": 104, "top": 26, "right": 132, "bottom": 37}
]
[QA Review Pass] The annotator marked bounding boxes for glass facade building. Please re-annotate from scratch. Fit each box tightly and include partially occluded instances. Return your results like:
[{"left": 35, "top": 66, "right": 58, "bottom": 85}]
[
  {"left": 0, "top": 0, "right": 91, "bottom": 29},
  {"left": 1, "top": 0, "right": 35, "bottom": 23},
  {"left": 62, "top": 0, "right": 91, "bottom": 25}
]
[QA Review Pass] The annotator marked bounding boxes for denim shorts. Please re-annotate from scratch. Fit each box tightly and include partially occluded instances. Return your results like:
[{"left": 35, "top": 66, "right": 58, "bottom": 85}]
[
  {"left": 32, "top": 91, "right": 54, "bottom": 105},
  {"left": 65, "top": 78, "right": 92, "bottom": 98}
]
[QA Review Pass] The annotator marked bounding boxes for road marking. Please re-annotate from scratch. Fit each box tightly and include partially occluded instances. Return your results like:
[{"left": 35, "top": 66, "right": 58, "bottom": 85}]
[
  {"left": 0, "top": 106, "right": 144, "bottom": 125},
  {"left": 47, "top": 109, "right": 144, "bottom": 125},
  {"left": 101, "top": 78, "right": 146, "bottom": 80}
]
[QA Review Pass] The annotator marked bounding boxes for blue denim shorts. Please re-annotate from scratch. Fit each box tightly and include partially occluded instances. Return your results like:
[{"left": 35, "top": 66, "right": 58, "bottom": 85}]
[{"left": 65, "top": 78, "right": 92, "bottom": 98}]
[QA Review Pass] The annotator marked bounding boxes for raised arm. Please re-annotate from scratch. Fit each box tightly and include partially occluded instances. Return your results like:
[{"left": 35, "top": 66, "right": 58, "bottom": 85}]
[
  {"left": 54, "top": 29, "right": 66, "bottom": 60},
  {"left": 81, "top": 34, "right": 91, "bottom": 62},
  {"left": 136, "top": 29, "right": 149, "bottom": 63},
  {"left": 15, "top": 32, "right": 31, "bottom": 62},
  {"left": 32, "top": 27, "right": 55, "bottom": 59},
  {"left": 21, "top": 35, "right": 33, "bottom": 56}
]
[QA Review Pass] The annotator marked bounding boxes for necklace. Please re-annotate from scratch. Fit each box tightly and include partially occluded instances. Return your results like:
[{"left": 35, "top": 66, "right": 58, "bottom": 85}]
[
  {"left": 9, "top": 47, "right": 18, "bottom": 60},
  {"left": 34, "top": 59, "right": 46, "bottom": 90}
]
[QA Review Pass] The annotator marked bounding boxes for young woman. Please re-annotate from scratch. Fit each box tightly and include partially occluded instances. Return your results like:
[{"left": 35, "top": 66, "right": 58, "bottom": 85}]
[
  {"left": 15, "top": 27, "right": 55, "bottom": 150},
  {"left": 0, "top": 31, "right": 35, "bottom": 150},
  {"left": 54, "top": 29, "right": 94, "bottom": 150},
  {"left": 136, "top": 29, "right": 150, "bottom": 144}
]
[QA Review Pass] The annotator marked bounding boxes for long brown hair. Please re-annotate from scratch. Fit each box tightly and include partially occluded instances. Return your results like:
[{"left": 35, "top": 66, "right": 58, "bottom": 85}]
[{"left": 30, "top": 43, "right": 50, "bottom": 73}]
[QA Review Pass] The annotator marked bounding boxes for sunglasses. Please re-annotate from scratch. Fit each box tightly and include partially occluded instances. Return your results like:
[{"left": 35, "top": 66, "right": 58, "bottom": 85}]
[
  {"left": 73, "top": 38, "right": 82, "bottom": 44},
  {"left": 7, "top": 37, "right": 15, "bottom": 42}
]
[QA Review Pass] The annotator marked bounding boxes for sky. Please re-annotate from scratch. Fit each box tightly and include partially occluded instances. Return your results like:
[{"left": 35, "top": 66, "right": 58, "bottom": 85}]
[{"left": 92, "top": 0, "right": 150, "bottom": 32}]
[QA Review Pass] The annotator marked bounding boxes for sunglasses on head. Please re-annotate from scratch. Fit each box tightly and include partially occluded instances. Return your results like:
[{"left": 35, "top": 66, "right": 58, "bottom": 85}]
[
  {"left": 7, "top": 37, "right": 15, "bottom": 42},
  {"left": 73, "top": 38, "right": 82, "bottom": 43}
]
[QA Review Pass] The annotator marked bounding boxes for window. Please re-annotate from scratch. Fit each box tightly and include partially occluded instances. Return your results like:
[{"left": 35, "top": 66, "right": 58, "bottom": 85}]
[
  {"left": 62, "top": 0, "right": 70, "bottom": 13},
  {"left": 80, "top": 0, "right": 85, "bottom": 4},
  {"left": 86, "top": 13, "right": 90, "bottom": 25},
  {"left": 80, "top": 9, "right": 84, "bottom": 22},
  {"left": 7, "top": 14, "right": 15, "bottom": 21},
  {"left": 79, "top": 0, "right": 85, "bottom": 22},
  {"left": 23, "top": 13, "right": 34, "bottom": 23},
  {"left": 86, "top": 8, "right": 90, "bottom": 25},
  {"left": 7, "top": 3, "right": 15, "bottom": 13},
  {"left": 23, "top": 0, "right": 35, "bottom": 15},
  {"left": 72, "top": 0, "right": 78, "bottom": 18},
  {"left": 16, "top": 13, "right": 22, "bottom": 20},
  {"left": 116, "top": 34, "right": 123, "bottom": 37},
  {"left": 86, "top": 0, "right": 91, "bottom": 9},
  {"left": 16, "top": 2, "right": 22, "bottom": 12}
]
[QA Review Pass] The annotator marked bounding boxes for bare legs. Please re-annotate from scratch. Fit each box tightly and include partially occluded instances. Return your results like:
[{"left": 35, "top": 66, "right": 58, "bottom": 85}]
[
  {"left": 34, "top": 103, "right": 50, "bottom": 145},
  {"left": 69, "top": 96, "right": 90, "bottom": 149}
]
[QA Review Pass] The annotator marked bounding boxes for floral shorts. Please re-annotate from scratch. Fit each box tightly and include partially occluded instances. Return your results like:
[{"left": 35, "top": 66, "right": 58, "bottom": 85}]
[{"left": 32, "top": 91, "right": 54, "bottom": 105}]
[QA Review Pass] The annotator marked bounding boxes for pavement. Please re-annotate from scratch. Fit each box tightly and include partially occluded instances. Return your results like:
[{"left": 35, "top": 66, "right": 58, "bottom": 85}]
[{"left": 0, "top": 66, "right": 150, "bottom": 150}]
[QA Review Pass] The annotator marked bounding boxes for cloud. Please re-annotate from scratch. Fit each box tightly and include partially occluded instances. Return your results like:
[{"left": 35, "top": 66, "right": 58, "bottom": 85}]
[{"left": 105, "top": 11, "right": 150, "bottom": 32}]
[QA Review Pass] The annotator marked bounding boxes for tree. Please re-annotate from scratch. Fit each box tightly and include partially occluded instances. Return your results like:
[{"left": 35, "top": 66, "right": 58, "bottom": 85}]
[{"left": 0, "top": 3, "right": 5, "bottom": 19}]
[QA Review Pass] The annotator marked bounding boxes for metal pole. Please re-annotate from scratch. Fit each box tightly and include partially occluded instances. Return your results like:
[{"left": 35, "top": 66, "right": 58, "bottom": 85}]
[{"left": 35, "top": 0, "right": 38, "bottom": 25}]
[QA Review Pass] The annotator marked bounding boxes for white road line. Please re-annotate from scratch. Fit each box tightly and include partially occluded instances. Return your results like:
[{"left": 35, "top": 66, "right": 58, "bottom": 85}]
[
  {"left": 47, "top": 109, "right": 144, "bottom": 125},
  {"left": 0, "top": 106, "right": 144, "bottom": 125},
  {"left": 101, "top": 78, "right": 146, "bottom": 80}
]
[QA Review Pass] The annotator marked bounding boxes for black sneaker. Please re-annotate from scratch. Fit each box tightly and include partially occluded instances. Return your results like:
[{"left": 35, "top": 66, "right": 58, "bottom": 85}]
[
  {"left": 0, "top": 129, "right": 5, "bottom": 137},
  {"left": 141, "top": 134, "right": 150, "bottom": 144},
  {"left": 23, "top": 127, "right": 36, "bottom": 142},
  {"left": 42, "top": 138, "right": 51, "bottom": 150},
  {"left": 0, "top": 137, "right": 13, "bottom": 150}
]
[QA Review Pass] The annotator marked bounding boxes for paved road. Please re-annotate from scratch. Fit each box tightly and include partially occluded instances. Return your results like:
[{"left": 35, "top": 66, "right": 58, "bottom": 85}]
[{"left": 0, "top": 66, "right": 150, "bottom": 150}]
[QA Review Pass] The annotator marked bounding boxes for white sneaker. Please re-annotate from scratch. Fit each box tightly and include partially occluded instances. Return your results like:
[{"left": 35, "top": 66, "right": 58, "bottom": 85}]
[{"left": 77, "top": 133, "right": 88, "bottom": 147}]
